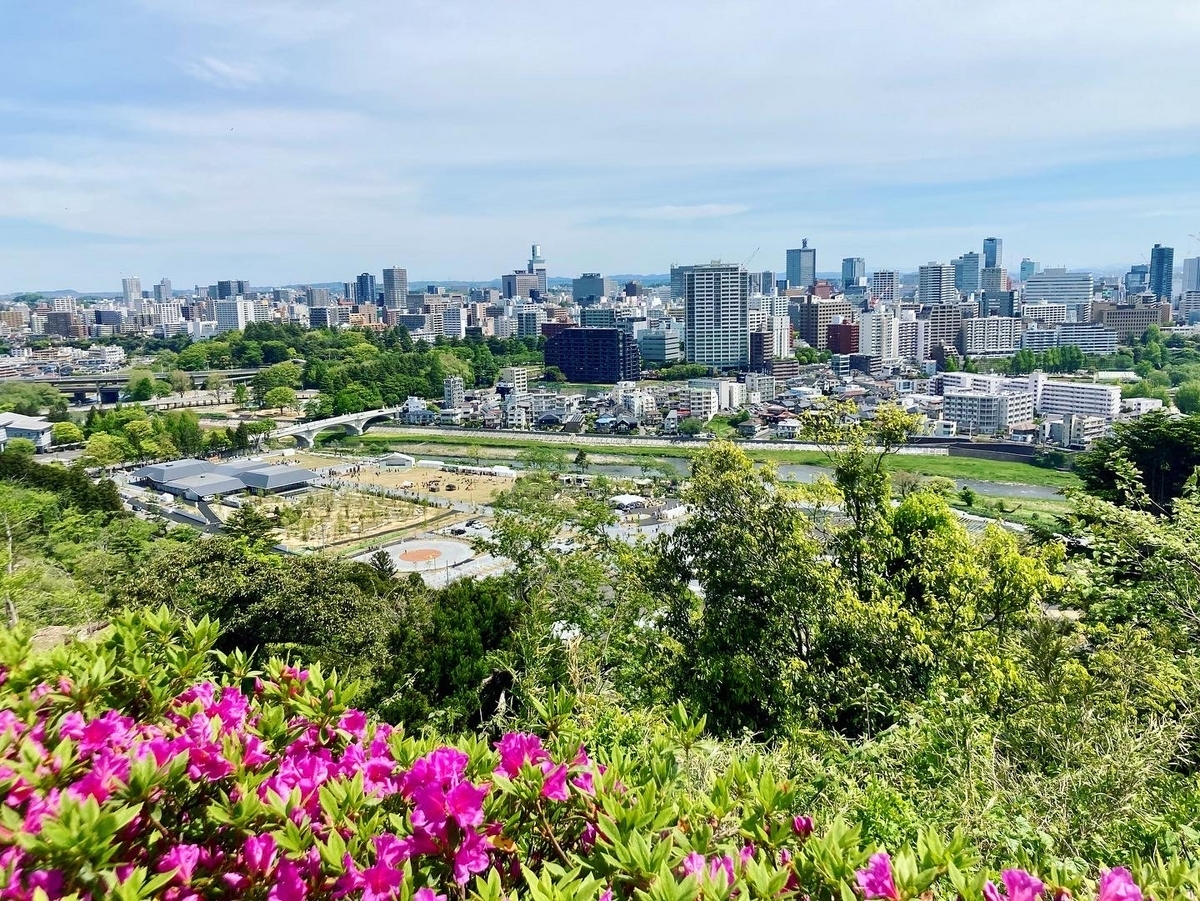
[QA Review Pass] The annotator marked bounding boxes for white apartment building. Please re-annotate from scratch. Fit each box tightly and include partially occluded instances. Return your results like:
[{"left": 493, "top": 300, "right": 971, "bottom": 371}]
[
  {"left": 859, "top": 309, "right": 901, "bottom": 364},
  {"left": 683, "top": 385, "right": 719, "bottom": 422},
  {"left": 614, "top": 381, "right": 658, "bottom": 420},
  {"left": 214, "top": 299, "right": 263, "bottom": 334},
  {"left": 443, "top": 376, "right": 465, "bottom": 409},
  {"left": 1022, "top": 302, "right": 1068, "bottom": 324},
  {"left": 1024, "top": 268, "right": 1094, "bottom": 306},
  {"left": 872, "top": 270, "right": 900, "bottom": 304},
  {"left": 918, "top": 263, "right": 958, "bottom": 305},
  {"left": 685, "top": 264, "right": 749, "bottom": 368},
  {"left": 744, "top": 372, "right": 777, "bottom": 403},
  {"left": 1179, "top": 291, "right": 1200, "bottom": 322},
  {"left": 1055, "top": 323, "right": 1118, "bottom": 355},
  {"left": 689, "top": 378, "right": 746, "bottom": 410},
  {"left": 960, "top": 316, "right": 1023, "bottom": 356},
  {"left": 499, "top": 366, "right": 528, "bottom": 395},
  {"left": 442, "top": 306, "right": 468, "bottom": 339},
  {"left": 943, "top": 390, "right": 1035, "bottom": 436},
  {"left": 940, "top": 371, "right": 1121, "bottom": 419}
]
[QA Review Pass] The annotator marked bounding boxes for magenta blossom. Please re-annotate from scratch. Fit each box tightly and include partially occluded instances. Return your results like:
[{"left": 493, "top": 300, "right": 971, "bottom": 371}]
[
  {"left": 494, "top": 732, "right": 550, "bottom": 778},
  {"left": 857, "top": 852, "right": 900, "bottom": 901},
  {"left": 415, "top": 890, "right": 448, "bottom": 901},
  {"left": 1098, "top": 868, "right": 1142, "bottom": 901},
  {"left": 985, "top": 869, "right": 1045, "bottom": 901},
  {"left": 158, "top": 843, "right": 202, "bottom": 885},
  {"left": 792, "top": 815, "right": 814, "bottom": 838},
  {"left": 243, "top": 833, "right": 278, "bottom": 877},
  {"left": 541, "top": 764, "right": 570, "bottom": 801}
]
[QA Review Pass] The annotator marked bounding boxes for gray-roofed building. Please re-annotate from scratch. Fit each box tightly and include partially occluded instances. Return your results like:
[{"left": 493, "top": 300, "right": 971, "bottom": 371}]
[
  {"left": 132, "top": 458, "right": 212, "bottom": 484},
  {"left": 238, "top": 465, "right": 317, "bottom": 493},
  {"left": 161, "top": 472, "right": 248, "bottom": 500},
  {"left": 0, "top": 412, "right": 54, "bottom": 452}
]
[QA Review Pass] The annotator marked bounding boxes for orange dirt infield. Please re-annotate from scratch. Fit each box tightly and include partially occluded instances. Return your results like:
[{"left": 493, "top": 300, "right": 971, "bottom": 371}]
[{"left": 398, "top": 548, "right": 443, "bottom": 563}]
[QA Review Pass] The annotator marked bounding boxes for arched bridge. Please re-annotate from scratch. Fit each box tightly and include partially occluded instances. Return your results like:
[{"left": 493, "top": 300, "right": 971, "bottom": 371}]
[{"left": 273, "top": 405, "right": 408, "bottom": 448}]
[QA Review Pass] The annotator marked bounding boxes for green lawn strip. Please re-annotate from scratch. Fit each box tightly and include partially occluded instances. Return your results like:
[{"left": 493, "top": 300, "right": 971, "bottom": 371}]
[{"left": 325, "top": 430, "right": 1078, "bottom": 490}]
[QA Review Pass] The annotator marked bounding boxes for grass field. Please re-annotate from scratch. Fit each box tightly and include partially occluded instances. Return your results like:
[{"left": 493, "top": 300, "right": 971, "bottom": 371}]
[{"left": 320, "top": 430, "right": 1080, "bottom": 490}]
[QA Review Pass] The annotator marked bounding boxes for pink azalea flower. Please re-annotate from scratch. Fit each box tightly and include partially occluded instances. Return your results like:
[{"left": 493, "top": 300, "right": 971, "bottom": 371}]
[
  {"left": 709, "top": 855, "right": 736, "bottom": 886},
  {"left": 857, "top": 852, "right": 900, "bottom": 901},
  {"left": 452, "top": 830, "right": 491, "bottom": 884},
  {"left": 793, "top": 815, "right": 814, "bottom": 838},
  {"left": 599, "top": 891, "right": 613, "bottom": 901},
  {"left": 541, "top": 764, "right": 570, "bottom": 801},
  {"left": 571, "top": 771, "right": 595, "bottom": 795},
  {"left": 244, "top": 833, "right": 278, "bottom": 877},
  {"left": 269, "top": 857, "right": 309, "bottom": 901},
  {"left": 494, "top": 732, "right": 549, "bottom": 777},
  {"left": 340, "top": 709, "right": 368, "bottom": 737},
  {"left": 446, "top": 779, "right": 488, "bottom": 828},
  {"left": 984, "top": 869, "right": 1045, "bottom": 901},
  {"left": 158, "top": 843, "right": 202, "bottom": 885},
  {"left": 681, "top": 852, "right": 706, "bottom": 877},
  {"left": 415, "top": 890, "right": 448, "bottom": 901},
  {"left": 739, "top": 844, "right": 755, "bottom": 867},
  {"left": 1098, "top": 868, "right": 1142, "bottom": 901}
]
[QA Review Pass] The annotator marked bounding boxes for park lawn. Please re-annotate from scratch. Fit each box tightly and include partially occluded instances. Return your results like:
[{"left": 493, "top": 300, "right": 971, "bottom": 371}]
[{"left": 332, "top": 430, "right": 1080, "bottom": 490}]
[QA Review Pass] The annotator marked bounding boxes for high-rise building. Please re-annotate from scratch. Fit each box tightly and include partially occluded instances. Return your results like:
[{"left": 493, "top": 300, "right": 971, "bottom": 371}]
[
  {"left": 443, "top": 376, "right": 465, "bottom": 409},
  {"left": 786, "top": 240, "right": 816, "bottom": 288},
  {"left": 356, "top": 273, "right": 377, "bottom": 307},
  {"left": 544, "top": 327, "right": 641, "bottom": 383},
  {"left": 841, "top": 257, "right": 865, "bottom": 286},
  {"left": 871, "top": 270, "right": 899, "bottom": 304},
  {"left": 859, "top": 308, "right": 900, "bottom": 365},
  {"left": 306, "top": 287, "right": 331, "bottom": 308},
  {"left": 1124, "top": 264, "right": 1150, "bottom": 296},
  {"left": 153, "top": 278, "right": 172, "bottom": 304},
  {"left": 527, "top": 244, "right": 547, "bottom": 294},
  {"left": 1149, "top": 244, "right": 1174, "bottom": 299},
  {"left": 121, "top": 277, "right": 142, "bottom": 308},
  {"left": 502, "top": 271, "right": 540, "bottom": 299},
  {"left": 1020, "top": 259, "right": 1040, "bottom": 282},
  {"left": 760, "top": 271, "right": 776, "bottom": 296},
  {"left": 383, "top": 268, "right": 408, "bottom": 309},
  {"left": 1184, "top": 257, "right": 1200, "bottom": 294},
  {"left": 214, "top": 299, "right": 261, "bottom": 334},
  {"left": 572, "top": 273, "right": 616, "bottom": 303},
  {"left": 1025, "top": 268, "right": 1093, "bottom": 306},
  {"left": 792, "top": 295, "right": 855, "bottom": 350},
  {"left": 670, "top": 265, "right": 694, "bottom": 300},
  {"left": 983, "top": 237, "right": 1003, "bottom": 269},
  {"left": 216, "top": 279, "right": 248, "bottom": 299},
  {"left": 980, "top": 266, "right": 1006, "bottom": 295},
  {"left": 952, "top": 252, "right": 981, "bottom": 296},
  {"left": 918, "top": 263, "right": 958, "bottom": 305},
  {"left": 684, "top": 263, "right": 749, "bottom": 369}
]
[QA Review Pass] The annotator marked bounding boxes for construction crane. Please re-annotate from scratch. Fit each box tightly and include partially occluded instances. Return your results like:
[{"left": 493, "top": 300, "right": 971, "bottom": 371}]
[{"left": 741, "top": 247, "right": 760, "bottom": 268}]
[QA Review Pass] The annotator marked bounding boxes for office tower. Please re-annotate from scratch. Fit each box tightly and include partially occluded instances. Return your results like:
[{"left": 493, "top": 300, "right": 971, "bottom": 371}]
[
  {"left": 1025, "top": 268, "right": 1094, "bottom": 306},
  {"left": 859, "top": 308, "right": 901, "bottom": 365},
  {"left": 670, "top": 264, "right": 694, "bottom": 300},
  {"left": 871, "top": 270, "right": 899, "bottom": 304},
  {"left": 214, "top": 299, "right": 261, "bottom": 334},
  {"left": 980, "top": 266, "right": 1006, "bottom": 295},
  {"left": 502, "top": 271, "right": 540, "bottom": 299},
  {"left": 760, "top": 270, "right": 776, "bottom": 296},
  {"left": 527, "top": 243, "right": 547, "bottom": 294},
  {"left": 786, "top": 239, "right": 817, "bottom": 288},
  {"left": 1124, "top": 264, "right": 1150, "bottom": 296},
  {"left": 306, "top": 287, "right": 331, "bottom": 308},
  {"left": 684, "top": 263, "right": 749, "bottom": 368},
  {"left": 918, "top": 262, "right": 958, "bottom": 305},
  {"left": 216, "top": 279, "right": 248, "bottom": 299},
  {"left": 1184, "top": 257, "right": 1200, "bottom": 294},
  {"left": 121, "top": 277, "right": 142, "bottom": 307},
  {"left": 1020, "top": 259, "right": 1039, "bottom": 282},
  {"left": 572, "top": 273, "right": 616, "bottom": 303},
  {"left": 1149, "top": 244, "right": 1174, "bottom": 299},
  {"left": 842, "top": 257, "right": 866, "bottom": 286},
  {"left": 952, "top": 252, "right": 981, "bottom": 295},
  {"left": 383, "top": 267, "right": 408, "bottom": 309},
  {"left": 356, "top": 273, "right": 377, "bottom": 307},
  {"left": 983, "top": 237, "right": 1003, "bottom": 269},
  {"left": 154, "top": 278, "right": 172, "bottom": 304},
  {"left": 748, "top": 271, "right": 764, "bottom": 295}
]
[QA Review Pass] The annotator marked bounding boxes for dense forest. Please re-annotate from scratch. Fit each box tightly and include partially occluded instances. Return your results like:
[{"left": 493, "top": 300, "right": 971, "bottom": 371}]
[{"left": 3, "top": 409, "right": 1200, "bottom": 898}]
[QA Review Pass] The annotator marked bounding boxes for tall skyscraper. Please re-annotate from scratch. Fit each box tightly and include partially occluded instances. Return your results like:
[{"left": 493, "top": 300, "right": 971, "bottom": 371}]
[
  {"left": 918, "top": 263, "right": 958, "bottom": 305},
  {"left": 983, "top": 237, "right": 1003, "bottom": 269},
  {"left": 1125, "top": 264, "right": 1150, "bottom": 296},
  {"left": 871, "top": 270, "right": 899, "bottom": 304},
  {"left": 670, "top": 264, "right": 694, "bottom": 300},
  {"left": 216, "top": 279, "right": 248, "bottom": 299},
  {"left": 527, "top": 243, "right": 547, "bottom": 294},
  {"left": 760, "top": 270, "right": 776, "bottom": 296},
  {"left": 356, "top": 273, "right": 377, "bottom": 307},
  {"left": 1149, "top": 244, "right": 1174, "bottom": 299},
  {"left": 121, "top": 276, "right": 142, "bottom": 307},
  {"left": 1184, "top": 257, "right": 1200, "bottom": 294},
  {"left": 786, "top": 239, "right": 816, "bottom": 288},
  {"left": 153, "top": 278, "right": 172, "bottom": 304},
  {"left": 952, "top": 252, "right": 981, "bottom": 295},
  {"left": 383, "top": 267, "right": 408, "bottom": 309},
  {"left": 841, "top": 257, "right": 865, "bottom": 286},
  {"left": 684, "top": 263, "right": 749, "bottom": 369},
  {"left": 1020, "top": 259, "right": 1039, "bottom": 282},
  {"left": 980, "top": 266, "right": 1006, "bottom": 295}
]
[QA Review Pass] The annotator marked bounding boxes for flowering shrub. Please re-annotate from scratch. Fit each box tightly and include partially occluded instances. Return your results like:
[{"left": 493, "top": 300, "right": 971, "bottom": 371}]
[{"left": 1, "top": 609, "right": 1196, "bottom": 901}]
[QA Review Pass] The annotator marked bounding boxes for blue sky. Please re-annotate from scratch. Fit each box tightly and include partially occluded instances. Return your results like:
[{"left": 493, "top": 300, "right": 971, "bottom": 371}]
[{"left": 2, "top": 0, "right": 1200, "bottom": 293}]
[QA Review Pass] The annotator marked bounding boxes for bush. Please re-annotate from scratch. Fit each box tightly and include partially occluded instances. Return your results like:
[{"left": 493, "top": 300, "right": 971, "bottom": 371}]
[{"left": 2, "top": 609, "right": 1192, "bottom": 900}]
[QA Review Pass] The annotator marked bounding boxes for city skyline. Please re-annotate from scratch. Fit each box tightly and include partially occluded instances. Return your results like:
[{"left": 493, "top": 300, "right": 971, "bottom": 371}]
[{"left": 3, "top": 0, "right": 1200, "bottom": 291}]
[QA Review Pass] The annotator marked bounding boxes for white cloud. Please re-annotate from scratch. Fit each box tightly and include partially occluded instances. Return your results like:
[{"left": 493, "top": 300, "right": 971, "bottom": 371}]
[{"left": 182, "top": 57, "right": 269, "bottom": 89}]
